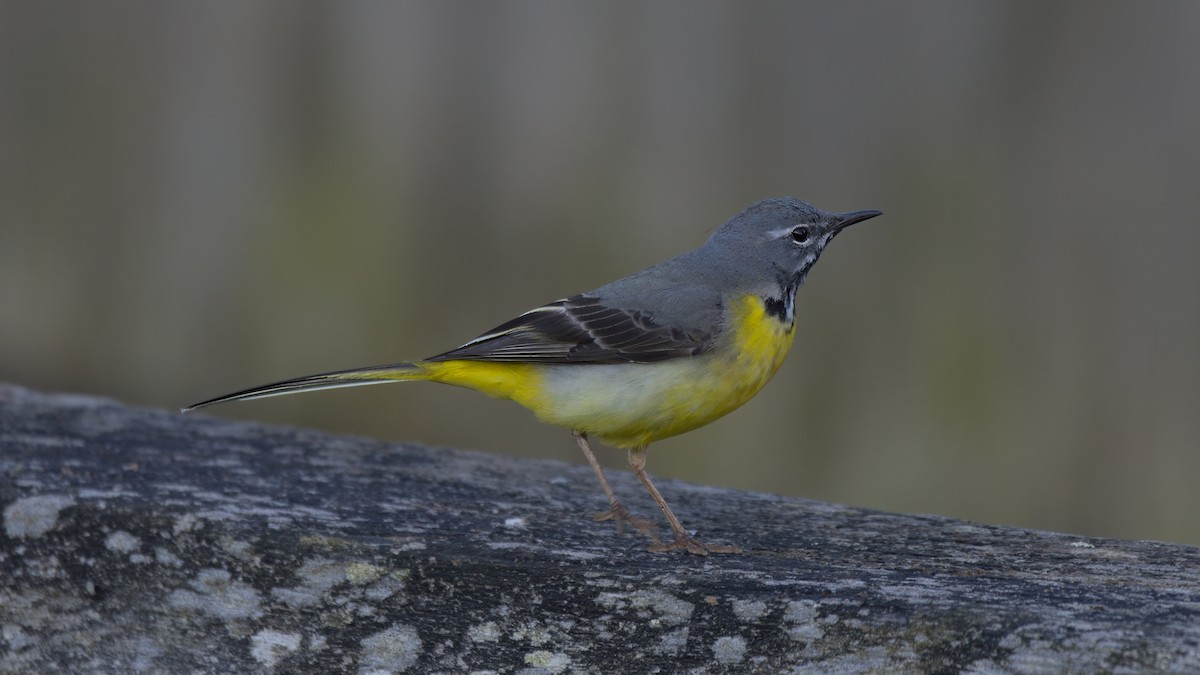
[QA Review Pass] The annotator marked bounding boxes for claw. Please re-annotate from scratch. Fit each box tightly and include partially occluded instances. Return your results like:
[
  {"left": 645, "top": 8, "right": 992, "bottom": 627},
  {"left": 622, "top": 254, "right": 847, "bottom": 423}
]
[{"left": 594, "top": 504, "right": 662, "bottom": 543}]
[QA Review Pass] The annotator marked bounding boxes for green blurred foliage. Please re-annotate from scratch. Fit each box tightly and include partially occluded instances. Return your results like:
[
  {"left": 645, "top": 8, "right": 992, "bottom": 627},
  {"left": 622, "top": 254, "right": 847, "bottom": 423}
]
[{"left": 2, "top": 1, "right": 1198, "bottom": 544}]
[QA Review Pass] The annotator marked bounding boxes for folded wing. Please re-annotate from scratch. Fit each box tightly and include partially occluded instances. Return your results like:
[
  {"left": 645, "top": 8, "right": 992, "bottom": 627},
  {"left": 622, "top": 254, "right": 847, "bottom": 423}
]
[{"left": 428, "top": 292, "right": 721, "bottom": 364}]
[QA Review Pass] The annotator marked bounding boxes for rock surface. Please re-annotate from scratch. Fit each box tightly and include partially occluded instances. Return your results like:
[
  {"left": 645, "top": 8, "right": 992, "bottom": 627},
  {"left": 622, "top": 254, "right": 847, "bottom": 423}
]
[{"left": 2, "top": 383, "right": 1199, "bottom": 673}]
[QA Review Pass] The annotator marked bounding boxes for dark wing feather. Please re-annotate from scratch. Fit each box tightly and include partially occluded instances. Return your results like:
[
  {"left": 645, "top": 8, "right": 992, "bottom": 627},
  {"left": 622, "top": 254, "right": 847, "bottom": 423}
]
[{"left": 427, "top": 293, "right": 719, "bottom": 364}]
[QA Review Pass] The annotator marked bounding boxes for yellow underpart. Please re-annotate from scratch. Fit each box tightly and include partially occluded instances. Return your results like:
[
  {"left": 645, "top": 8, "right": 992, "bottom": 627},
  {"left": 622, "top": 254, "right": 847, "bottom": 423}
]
[
  {"left": 421, "top": 293, "right": 794, "bottom": 448},
  {"left": 418, "top": 360, "right": 548, "bottom": 412}
]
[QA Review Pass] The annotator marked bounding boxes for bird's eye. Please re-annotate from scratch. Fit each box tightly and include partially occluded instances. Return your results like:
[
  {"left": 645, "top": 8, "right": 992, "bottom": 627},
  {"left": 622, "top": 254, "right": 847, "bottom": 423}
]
[{"left": 791, "top": 226, "right": 811, "bottom": 243}]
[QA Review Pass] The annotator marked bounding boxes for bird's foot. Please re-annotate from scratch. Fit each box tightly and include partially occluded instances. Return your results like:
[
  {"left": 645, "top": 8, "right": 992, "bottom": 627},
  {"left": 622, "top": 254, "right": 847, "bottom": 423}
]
[
  {"left": 649, "top": 533, "right": 742, "bottom": 556},
  {"left": 594, "top": 504, "right": 661, "bottom": 542}
]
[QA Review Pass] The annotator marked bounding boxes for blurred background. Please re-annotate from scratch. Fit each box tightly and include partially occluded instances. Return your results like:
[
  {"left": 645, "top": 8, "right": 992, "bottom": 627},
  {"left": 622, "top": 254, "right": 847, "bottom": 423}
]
[{"left": 2, "top": 1, "right": 1198, "bottom": 545}]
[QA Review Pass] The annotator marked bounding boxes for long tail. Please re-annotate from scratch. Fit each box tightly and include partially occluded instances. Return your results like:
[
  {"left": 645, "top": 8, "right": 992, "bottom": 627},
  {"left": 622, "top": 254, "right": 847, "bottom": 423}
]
[{"left": 181, "top": 362, "right": 425, "bottom": 412}]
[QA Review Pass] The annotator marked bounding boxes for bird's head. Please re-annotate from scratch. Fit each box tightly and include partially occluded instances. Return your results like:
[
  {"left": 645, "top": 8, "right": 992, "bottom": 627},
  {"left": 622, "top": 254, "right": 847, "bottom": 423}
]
[{"left": 706, "top": 197, "right": 881, "bottom": 287}]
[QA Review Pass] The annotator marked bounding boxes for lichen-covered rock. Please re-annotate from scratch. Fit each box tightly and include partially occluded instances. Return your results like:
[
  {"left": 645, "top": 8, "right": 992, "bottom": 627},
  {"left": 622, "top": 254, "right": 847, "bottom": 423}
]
[{"left": 2, "top": 383, "right": 1199, "bottom": 673}]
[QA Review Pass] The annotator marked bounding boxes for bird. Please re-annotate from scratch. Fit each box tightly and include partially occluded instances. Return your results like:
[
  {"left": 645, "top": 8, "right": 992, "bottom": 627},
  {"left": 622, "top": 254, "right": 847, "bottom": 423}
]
[{"left": 184, "top": 197, "right": 881, "bottom": 555}]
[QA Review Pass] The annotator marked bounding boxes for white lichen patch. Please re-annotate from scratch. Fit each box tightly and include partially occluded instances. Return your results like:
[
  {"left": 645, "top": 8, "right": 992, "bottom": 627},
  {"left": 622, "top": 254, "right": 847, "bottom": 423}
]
[
  {"left": 523, "top": 650, "right": 571, "bottom": 673},
  {"left": 345, "top": 562, "right": 384, "bottom": 585},
  {"left": 595, "top": 589, "right": 694, "bottom": 626},
  {"left": 488, "top": 542, "right": 532, "bottom": 551},
  {"left": 297, "top": 558, "right": 348, "bottom": 591},
  {"left": 364, "top": 576, "right": 407, "bottom": 601},
  {"left": 220, "top": 537, "right": 257, "bottom": 563},
  {"left": 788, "top": 623, "right": 826, "bottom": 642},
  {"left": 155, "top": 547, "right": 184, "bottom": 567},
  {"left": 252, "top": 629, "right": 301, "bottom": 667},
  {"left": 172, "top": 513, "right": 200, "bottom": 535},
  {"left": 358, "top": 624, "right": 421, "bottom": 673},
  {"left": 784, "top": 599, "right": 824, "bottom": 642},
  {"left": 549, "top": 549, "right": 602, "bottom": 560},
  {"left": 21, "top": 553, "right": 65, "bottom": 580},
  {"left": 130, "top": 636, "right": 162, "bottom": 671},
  {"left": 731, "top": 598, "right": 769, "bottom": 622},
  {"left": 3, "top": 494, "right": 75, "bottom": 539},
  {"left": 2, "top": 622, "right": 35, "bottom": 650},
  {"left": 75, "top": 487, "right": 134, "bottom": 499},
  {"left": 250, "top": 629, "right": 302, "bottom": 669},
  {"left": 713, "top": 635, "right": 747, "bottom": 665},
  {"left": 104, "top": 530, "right": 140, "bottom": 554},
  {"left": 168, "top": 568, "right": 262, "bottom": 621},
  {"left": 784, "top": 599, "right": 818, "bottom": 622},
  {"left": 273, "top": 557, "right": 380, "bottom": 607},
  {"left": 271, "top": 587, "right": 322, "bottom": 609},
  {"left": 653, "top": 627, "right": 689, "bottom": 655},
  {"left": 467, "top": 621, "right": 501, "bottom": 643},
  {"left": 511, "top": 623, "right": 552, "bottom": 647}
]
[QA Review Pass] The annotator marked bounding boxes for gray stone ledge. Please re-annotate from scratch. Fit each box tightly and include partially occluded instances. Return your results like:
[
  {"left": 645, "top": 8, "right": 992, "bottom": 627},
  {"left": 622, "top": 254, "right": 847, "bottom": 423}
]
[{"left": 2, "top": 383, "right": 1198, "bottom": 673}]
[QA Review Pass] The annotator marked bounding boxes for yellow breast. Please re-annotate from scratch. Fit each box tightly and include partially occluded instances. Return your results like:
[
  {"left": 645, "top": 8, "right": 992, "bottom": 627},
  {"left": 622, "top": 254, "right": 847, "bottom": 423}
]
[
  {"left": 421, "top": 294, "right": 795, "bottom": 448},
  {"left": 630, "top": 293, "right": 795, "bottom": 445}
]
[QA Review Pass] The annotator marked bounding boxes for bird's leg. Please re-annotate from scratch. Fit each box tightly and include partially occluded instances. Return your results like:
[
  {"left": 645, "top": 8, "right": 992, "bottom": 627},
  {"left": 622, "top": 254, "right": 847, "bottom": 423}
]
[
  {"left": 626, "top": 446, "right": 742, "bottom": 556},
  {"left": 573, "top": 432, "right": 660, "bottom": 543}
]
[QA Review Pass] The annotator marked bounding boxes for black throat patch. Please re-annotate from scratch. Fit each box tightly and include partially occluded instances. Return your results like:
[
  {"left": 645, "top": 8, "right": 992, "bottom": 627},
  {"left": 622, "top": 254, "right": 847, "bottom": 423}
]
[{"left": 762, "top": 281, "right": 796, "bottom": 325}]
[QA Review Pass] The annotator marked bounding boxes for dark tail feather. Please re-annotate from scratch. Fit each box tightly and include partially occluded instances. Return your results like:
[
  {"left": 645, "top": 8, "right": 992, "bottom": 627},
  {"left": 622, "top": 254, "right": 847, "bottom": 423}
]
[{"left": 181, "top": 362, "right": 424, "bottom": 412}]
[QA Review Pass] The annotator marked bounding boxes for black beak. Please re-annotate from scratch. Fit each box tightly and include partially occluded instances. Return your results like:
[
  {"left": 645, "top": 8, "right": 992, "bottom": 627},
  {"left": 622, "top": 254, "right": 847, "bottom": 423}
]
[{"left": 832, "top": 209, "right": 882, "bottom": 231}]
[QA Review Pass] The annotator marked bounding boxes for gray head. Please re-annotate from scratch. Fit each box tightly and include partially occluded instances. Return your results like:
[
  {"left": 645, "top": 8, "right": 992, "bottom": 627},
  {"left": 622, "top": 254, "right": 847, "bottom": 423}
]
[{"left": 705, "top": 197, "right": 881, "bottom": 289}]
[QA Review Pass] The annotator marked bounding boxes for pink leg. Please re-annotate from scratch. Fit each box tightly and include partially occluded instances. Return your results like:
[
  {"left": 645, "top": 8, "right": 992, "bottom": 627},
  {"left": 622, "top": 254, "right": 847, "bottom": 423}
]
[
  {"left": 573, "top": 432, "right": 660, "bottom": 543},
  {"left": 626, "top": 446, "right": 741, "bottom": 556}
]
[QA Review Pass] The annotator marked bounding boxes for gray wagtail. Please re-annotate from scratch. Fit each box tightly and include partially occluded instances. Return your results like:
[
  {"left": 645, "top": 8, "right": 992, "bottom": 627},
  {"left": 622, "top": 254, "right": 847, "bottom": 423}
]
[{"left": 185, "top": 197, "right": 882, "bottom": 555}]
